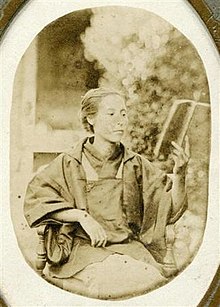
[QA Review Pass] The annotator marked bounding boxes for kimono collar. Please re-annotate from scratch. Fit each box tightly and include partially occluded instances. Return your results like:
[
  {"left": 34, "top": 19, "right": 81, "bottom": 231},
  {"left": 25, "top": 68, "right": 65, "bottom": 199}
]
[{"left": 68, "top": 137, "right": 136, "bottom": 164}]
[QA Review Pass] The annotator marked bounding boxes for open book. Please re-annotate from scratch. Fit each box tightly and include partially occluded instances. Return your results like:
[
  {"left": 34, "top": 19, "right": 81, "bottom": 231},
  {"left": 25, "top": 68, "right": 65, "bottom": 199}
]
[{"left": 154, "top": 99, "right": 210, "bottom": 160}]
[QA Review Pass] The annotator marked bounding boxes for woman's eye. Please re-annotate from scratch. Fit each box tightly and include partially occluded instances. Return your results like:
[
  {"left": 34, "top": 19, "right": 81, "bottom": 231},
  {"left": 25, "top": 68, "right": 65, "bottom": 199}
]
[{"left": 108, "top": 113, "right": 114, "bottom": 116}]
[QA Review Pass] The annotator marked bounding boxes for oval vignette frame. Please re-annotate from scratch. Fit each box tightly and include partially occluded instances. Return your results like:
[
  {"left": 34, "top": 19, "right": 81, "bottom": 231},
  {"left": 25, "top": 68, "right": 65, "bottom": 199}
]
[{"left": 0, "top": 0, "right": 219, "bottom": 306}]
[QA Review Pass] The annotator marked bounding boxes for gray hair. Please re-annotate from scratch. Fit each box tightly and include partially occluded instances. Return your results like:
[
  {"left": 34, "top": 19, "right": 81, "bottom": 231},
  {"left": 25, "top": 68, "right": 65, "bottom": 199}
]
[{"left": 80, "top": 88, "right": 125, "bottom": 133}]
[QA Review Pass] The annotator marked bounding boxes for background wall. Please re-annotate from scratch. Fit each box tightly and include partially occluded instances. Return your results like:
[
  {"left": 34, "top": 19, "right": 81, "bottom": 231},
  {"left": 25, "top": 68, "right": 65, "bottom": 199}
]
[{"left": 36, "top": 9, "right": 99, "bottom": 130}]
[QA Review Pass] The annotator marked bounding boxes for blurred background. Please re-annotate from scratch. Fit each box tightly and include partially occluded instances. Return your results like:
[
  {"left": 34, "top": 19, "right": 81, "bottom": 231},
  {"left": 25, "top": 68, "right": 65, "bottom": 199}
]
[{"left": 10, "top": 7, "right": 210, "bottom": 275}]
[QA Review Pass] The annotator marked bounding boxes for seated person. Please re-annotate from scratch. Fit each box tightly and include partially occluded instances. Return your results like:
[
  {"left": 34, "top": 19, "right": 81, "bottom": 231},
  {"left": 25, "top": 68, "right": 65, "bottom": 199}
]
[{"left": 24, "top": 88, "right": 189, "bottom": 300}]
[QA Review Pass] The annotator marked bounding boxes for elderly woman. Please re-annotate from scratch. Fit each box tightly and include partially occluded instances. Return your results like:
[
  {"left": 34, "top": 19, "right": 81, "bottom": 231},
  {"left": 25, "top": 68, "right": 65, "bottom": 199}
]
[{"left": 24, "top": 88, "right": 189, "bottom": 299}]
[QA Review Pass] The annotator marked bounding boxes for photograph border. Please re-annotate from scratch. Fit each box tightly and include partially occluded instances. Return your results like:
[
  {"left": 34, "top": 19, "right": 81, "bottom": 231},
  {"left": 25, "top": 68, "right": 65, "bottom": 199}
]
[{"left": 0, "top": 1, "right": 219, "bottom": 306}]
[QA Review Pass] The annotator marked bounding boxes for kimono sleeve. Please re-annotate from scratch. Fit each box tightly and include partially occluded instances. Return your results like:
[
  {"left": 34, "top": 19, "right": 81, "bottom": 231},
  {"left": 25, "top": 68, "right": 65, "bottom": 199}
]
[{"left": 24, "top": 154, "right": 76, "bottom": 227}]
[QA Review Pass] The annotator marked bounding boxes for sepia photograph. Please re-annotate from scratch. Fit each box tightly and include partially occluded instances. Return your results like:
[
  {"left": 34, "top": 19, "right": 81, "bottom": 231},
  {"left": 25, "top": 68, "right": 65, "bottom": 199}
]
[{"left": 1, "top": 1, "right": 219, "bottom": 306}]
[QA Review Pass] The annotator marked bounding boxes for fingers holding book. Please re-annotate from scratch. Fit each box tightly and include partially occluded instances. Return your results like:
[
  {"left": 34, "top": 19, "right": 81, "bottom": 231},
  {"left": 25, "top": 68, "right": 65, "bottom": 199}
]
[{"left": 171, "top": 135, "right": 190, "bottom": 174}]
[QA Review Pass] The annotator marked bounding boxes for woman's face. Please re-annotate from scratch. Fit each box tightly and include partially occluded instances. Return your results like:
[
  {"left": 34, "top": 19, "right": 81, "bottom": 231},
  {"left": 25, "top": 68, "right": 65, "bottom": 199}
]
[{"left": 90, "top": 94, "right": 128, "bottom": 143}]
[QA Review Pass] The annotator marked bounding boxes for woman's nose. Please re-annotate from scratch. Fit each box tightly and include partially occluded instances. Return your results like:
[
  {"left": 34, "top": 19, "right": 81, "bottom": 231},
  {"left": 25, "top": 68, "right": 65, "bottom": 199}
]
[
  {"left": 116, "top": 118, "right": 124, "bottom": 127},
  {"left": 116, "top": 114, "right": 126, "bottom": 126}
]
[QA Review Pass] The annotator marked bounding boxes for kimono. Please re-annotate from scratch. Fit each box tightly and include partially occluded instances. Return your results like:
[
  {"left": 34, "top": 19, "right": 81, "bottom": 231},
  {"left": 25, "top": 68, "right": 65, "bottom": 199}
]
[{"left": 24, "top": 137, "right": 187, "bottom": 297}]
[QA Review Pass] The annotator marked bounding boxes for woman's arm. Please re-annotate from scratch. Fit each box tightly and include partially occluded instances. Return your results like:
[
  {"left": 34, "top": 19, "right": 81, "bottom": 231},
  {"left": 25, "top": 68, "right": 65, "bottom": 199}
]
[
  {"left": 50, "top": 208, "right": 87, "bottom": 223},
  {"left": 50, "top": 208, "right": 107, "bottom": 247},
  {"left": 24, "top": 153, "right": 107, "bottom": 247},
  {"left": 170, "top": 136, "right": 190, "bottom": 215},
  {"left": 171, "top": 170, "right": 187, "bottom": 215}
]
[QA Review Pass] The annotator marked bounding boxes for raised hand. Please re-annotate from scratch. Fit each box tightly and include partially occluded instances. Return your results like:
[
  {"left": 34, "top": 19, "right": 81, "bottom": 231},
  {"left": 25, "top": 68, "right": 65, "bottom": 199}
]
[
  {"left": 171, "top": 135, "right": 190, "bottom": 174},
  {"left": 79, "top": 212, "right": 108, "bottom": 247}
]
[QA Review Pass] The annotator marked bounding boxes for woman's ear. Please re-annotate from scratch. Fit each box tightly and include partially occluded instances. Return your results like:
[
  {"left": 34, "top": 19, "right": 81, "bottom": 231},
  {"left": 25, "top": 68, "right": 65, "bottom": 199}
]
[{"left": 87, "top": 115, "right": 95, "bottom": 126}]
